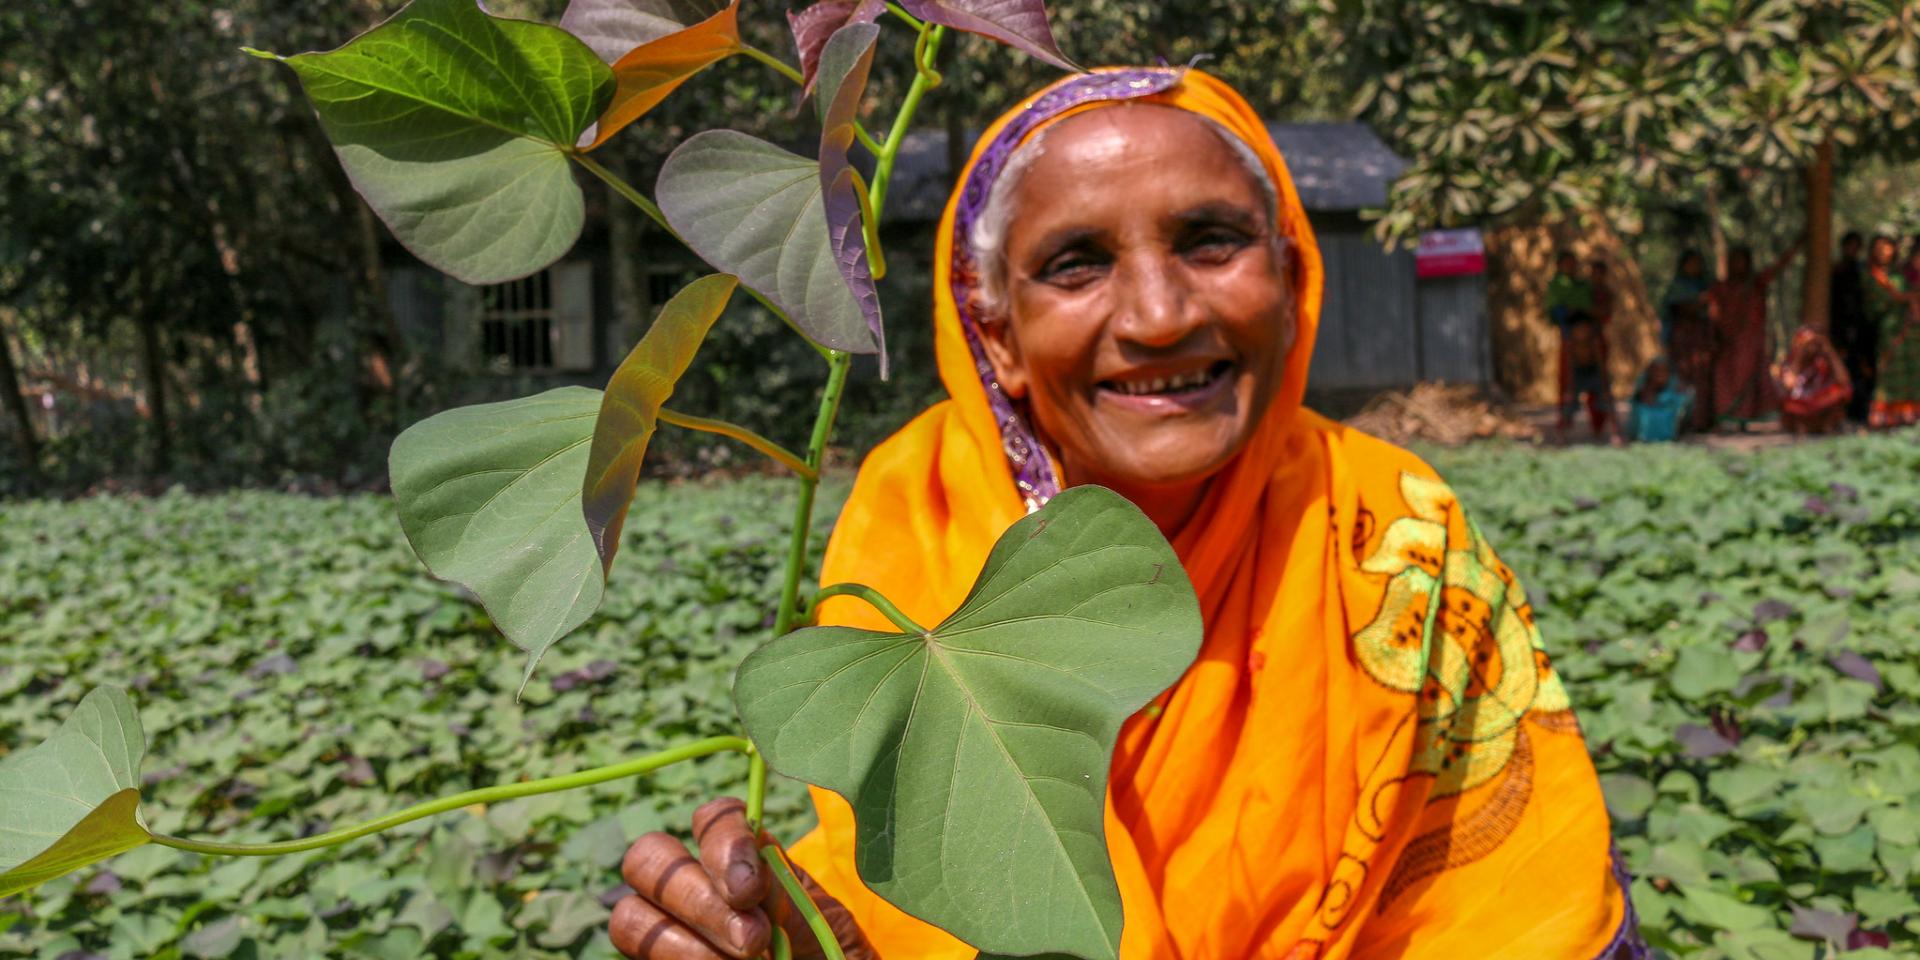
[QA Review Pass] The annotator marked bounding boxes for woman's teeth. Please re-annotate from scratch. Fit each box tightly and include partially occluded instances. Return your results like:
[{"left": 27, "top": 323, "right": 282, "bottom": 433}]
[{"left": 1108, "top": 367, "right": 1217, "bottom": 396}]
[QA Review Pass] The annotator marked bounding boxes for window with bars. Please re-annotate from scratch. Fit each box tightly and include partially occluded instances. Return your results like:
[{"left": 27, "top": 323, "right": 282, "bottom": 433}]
[{"left": 459, "top": 261, "right": 595, "bottom": 373}]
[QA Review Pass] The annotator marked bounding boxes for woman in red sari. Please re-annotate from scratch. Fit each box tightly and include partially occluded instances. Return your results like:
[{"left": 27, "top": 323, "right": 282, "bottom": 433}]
[{"left": 1707, "top": 243, "right": 1801, "bottom": 427}]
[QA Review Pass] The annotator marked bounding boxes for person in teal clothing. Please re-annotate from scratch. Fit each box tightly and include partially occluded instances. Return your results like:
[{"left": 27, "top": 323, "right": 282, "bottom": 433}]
[{"left": 1629, "top": 356, "right": 1693, "bottom": 442}]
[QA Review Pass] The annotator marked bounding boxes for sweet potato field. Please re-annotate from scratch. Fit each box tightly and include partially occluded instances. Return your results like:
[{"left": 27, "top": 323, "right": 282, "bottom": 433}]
[{"left": 5, "top": 433, "right": 1920, "bottom": 959}]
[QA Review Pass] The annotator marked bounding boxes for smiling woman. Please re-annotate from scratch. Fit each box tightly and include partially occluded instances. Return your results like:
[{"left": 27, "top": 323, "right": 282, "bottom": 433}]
[{"left": 610, "top": 68, "right": 1644, "bottom": 960}]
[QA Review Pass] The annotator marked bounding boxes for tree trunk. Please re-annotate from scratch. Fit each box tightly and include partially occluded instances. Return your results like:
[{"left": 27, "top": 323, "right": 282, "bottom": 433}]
[
  {"left": 1484, "top": 213, "right": 1661, "bottom": 404},
  {"left": 0, "top": 318, "right": 40, "bottom": 482},
  {"left": 1803, "top": 138, "right": 1834, "bottom": 331},
  {"left": 1705, "top": 180, "right": 1728, "bottom": 278},
  {"left": 138, "top": 309, "right": 171, "bottom": 474}
]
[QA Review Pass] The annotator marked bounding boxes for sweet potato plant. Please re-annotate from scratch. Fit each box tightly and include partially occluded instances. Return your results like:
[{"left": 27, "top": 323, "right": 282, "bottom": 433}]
[{"left": 0, "top": 4, "right": 1207, "bottom": 959}]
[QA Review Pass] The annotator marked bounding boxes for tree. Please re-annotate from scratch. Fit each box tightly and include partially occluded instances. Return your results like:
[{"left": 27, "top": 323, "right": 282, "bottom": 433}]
[{"left": 1319, "top": 0, "right": 1920, "bottom": 332}]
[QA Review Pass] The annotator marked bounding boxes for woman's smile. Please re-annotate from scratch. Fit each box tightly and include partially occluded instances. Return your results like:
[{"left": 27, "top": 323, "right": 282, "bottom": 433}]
[{"left": 1095, "top": 358, "right": 1237, "bottom": 410}]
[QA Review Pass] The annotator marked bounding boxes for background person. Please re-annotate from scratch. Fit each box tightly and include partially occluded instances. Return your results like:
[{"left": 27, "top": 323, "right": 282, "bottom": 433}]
[
  {"left": 1866, "top": 235, "right": 1920, "bottom": 428},
  {"left": 1830, "top": 231, "right": 1875, "bottom": 423},
  {"left": 1775, "top": 327, "right": 1852, "bottom": 436},
  {"left": 1628, "top": 355, "right": 1692, "bottom": 443},
  {"left": 1661, "top": 250, "right": 1715, "bottom": 432},
  {"left": 1707, "top": 242, "right": 1801, "bottom": 428}
]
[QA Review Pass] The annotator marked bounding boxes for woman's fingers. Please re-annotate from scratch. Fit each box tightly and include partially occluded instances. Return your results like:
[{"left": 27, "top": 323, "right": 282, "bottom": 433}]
[
  {"left": 622, "top": 833, "right": 771, "bottom": 959},
  {"left": 692, "top": 797, "right": 771, "bottom": 910},
  {"left": 608, "top": 894, "right": 733, "bottom": 960}
]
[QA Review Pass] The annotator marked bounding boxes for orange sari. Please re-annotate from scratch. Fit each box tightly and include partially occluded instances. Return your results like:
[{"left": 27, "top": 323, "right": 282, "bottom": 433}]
[{"left": 789, "top": 68, "right": 1635, "bottom": 960}]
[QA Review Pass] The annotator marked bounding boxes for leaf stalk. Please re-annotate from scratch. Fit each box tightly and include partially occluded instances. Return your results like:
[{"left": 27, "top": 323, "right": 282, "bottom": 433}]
[
  {"left": 659, "top": 407, "right": 815, "bottom": 478},
  {"left": 740, "top": 43, "right": 805, "bottom": 86},
  {"left": 148, "top": 736, "right": 753, "bottom": 857},
  {"left": 762, "top": 845, "right": 848, "bottom": 960},
  {"left": 812, "top": 582, "right": 926, "bottom": 634}
]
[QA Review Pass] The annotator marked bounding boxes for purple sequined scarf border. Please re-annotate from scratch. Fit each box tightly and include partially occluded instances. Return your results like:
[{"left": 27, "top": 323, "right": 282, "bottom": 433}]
[{"left": 947, "top": 68, "right": 1184, "bottom": 511}]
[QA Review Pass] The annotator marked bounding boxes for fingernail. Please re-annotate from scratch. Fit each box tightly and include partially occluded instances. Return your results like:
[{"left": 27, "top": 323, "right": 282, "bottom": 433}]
[
  {"left": 728, "top": 860, "right": 757, "bottom": 895},
  {"left": 729, "top": 914, "right": 755, "bottom": 951}
]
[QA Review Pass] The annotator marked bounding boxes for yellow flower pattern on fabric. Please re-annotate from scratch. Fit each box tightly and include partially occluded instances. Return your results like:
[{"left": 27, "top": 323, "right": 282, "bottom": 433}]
[{"left": 1353, "top": 473, "right": 1573, "bottom": 799}]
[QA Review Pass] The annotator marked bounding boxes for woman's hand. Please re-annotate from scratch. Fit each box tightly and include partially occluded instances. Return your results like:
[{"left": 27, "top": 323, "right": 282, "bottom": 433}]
[{"left": 607, "top": 798, "right": 875, "bottom": 960}]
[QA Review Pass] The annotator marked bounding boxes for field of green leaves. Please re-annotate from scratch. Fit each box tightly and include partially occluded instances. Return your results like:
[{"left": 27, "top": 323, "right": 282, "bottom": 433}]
[{"left": 3, "top": 432, "right": 1920, "bottom": 959}]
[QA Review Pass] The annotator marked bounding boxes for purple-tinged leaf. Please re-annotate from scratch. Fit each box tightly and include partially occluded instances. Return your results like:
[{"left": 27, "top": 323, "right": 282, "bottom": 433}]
[
  {"left": 657, "top": 133, "right": 877, "bottom": 355},
  {"left": 551, "top": 671, "right": 585, "bottom": 693},
  {"left": 83, "top": 871, "right": 121, "bottom": 896},
  {"left": 1830, "top": 481, "right": 1860, "bottom": 501},
  {"left": 1830, "top": 650, "right": 1884, "bottom": 692},
  {"left": 560, "top": 0, "right": 726, "bottom": 63},
  {"left": 420, "top": 658, "right": 451, "bottom": 682},
  {"left": 1788, "top": 905, "right": 1857, "bottom": 943},
  {"left": 599, "top": 883, "right": 635, "bottom": 908},
  {"left": 247, "top": 653, "right": 297, "bottom": 679},
  {"left": 340, "top": 756, "right": 377, "bottom": 788},
  {"left": 582, "top": 659, "right": 619, "bottom": 682},
  {"left": 1804, "top": 494, "right": 1831, "bottom": 516},
  {"left": 1761, "top": 677, "right": 1796, "bottom": 709},
  {"left": 1753, "top": 599, "right": 1795, "bottom": 625},
  {"left": 897, "top": 0, "right": 1077, "bottom": 71},
  {"left": 1730, "top": 629, "right": 1769, "bottom": 653},
  {"left": 1675, "top": 723, "right": 1737, "bottom": 759},
  {"left": 788, "top": 0, "right": 884, "bottom": 92},
  {"left": 1849, "top": 928, "right": 1892, "bottom": 949},
  {"left": 815, "top": 23, "right": 886, "bottom": 377},
  {"left": 1709, "top": 707, "right": 1741, "bottom": 746}
]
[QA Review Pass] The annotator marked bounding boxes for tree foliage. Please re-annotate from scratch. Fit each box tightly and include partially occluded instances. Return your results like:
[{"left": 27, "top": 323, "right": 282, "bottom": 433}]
[{"left": 1318, "top": 0, "right": 1920, "bottom": 239}]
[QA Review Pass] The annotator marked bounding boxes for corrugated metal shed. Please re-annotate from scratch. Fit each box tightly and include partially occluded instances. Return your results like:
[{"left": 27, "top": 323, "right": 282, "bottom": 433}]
[{"left": 1264, "top": 122, "right": 1407, "bottom": 212}]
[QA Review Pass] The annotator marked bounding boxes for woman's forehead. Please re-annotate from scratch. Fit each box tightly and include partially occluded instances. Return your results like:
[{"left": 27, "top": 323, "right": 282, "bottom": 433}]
[{"left": 1008, "top": 106, "right": 1266, "bottom": 221}]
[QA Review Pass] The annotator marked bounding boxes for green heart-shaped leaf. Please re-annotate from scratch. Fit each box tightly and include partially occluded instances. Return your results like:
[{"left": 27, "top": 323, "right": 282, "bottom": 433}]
[
  {"left": 656, "top": 131, "right": 877, "bottom": 356},
  {"left": 1, "top": 687, "right": 150, "bottom": 898},
  {"left": 583, "top": 274, "right": 737, "bottom": 572},
  {"left": 733, "top": 486, "right": 1203, "bottom": 960},
  {"left": 391, "top": 387, "right": 604, "bottom": 683},
  {"left": 252, "top": 0, "right": 613, "bottom": 284}
]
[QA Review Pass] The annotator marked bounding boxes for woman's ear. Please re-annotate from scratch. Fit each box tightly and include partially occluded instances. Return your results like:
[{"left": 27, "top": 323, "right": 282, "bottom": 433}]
[{"left": 969, "top": 292, "right": 1030, "bottom": 400}]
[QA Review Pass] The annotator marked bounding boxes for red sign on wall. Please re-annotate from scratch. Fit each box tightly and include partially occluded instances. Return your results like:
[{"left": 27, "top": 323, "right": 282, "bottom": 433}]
[{"left": 1415, "top": 228, "right": 1486, "bottom": 279}]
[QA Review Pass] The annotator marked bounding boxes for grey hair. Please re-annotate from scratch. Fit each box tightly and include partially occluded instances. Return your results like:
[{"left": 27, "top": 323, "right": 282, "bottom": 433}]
[{"left": 968, "top": 110, "right": 1283, "bottom": 320}]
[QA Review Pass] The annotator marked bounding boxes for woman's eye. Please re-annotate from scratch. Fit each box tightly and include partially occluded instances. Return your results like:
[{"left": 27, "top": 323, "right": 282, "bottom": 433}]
[
  {"left": 1039, "top": 250, "right": 1109, "bottom": 286},
  {"left": 1183, "top": 229, "right": 1249, "bottom": 264}
]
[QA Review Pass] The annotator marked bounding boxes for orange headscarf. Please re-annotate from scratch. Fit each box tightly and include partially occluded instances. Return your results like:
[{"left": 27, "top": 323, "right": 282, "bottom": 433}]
[{"left": 789, "top": 68, "right": 1633, "bottom": 960}]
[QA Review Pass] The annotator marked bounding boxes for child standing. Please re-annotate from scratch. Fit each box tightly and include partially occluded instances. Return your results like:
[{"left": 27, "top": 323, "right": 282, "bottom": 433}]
[{"left": 1558, "top": 311, "right": 1621, "bottom": 443}]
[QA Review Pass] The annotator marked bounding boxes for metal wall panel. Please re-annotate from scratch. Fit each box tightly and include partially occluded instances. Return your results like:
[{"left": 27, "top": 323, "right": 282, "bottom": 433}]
[
  {"left": 1308, "top": 232, "right": 1419, "bottom": 389},
  {"left": 1416, "top": 274, "right": 1490, "bottom": 384}
]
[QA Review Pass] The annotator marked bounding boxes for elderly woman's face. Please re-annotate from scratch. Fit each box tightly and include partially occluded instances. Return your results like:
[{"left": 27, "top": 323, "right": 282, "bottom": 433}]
[{"left": 977, "top": 106, "right": 1294, "bottom": 493}]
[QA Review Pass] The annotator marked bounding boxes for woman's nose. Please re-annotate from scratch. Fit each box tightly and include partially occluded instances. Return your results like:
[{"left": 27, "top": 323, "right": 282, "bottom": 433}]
[{"left": 1112, "top": 253, "right": 1201, "bottom": 347}]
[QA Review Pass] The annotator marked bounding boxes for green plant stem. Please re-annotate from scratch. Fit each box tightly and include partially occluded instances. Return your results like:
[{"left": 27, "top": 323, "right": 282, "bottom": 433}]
[
  {"left": 771, "top": 352, "right": 853, "bottom": 637},
  {"left": 740, "top": 43, "right": 804, "bottom": 86},
  {"left": 746, "top": 749, "right": 769, "bottom": 831},
  {"left": 868, "top": 25, "right": 944, "bottom": 216},
  {"left": 149, "top": 736, "right": 753, "bottom": 857},
  {"left": 855, "top": 123, "right": 885, "bottom": 156},
  {"left": 813, "top": 582, "right": 925, "bottom": 633},
  {"left": 573, "top": 151, "right": 831, "bottom": 361},
  {"left": 884, "top": 1, "right": 924, "bottom": 31},
  {"left": 762, "top": 846, "right": 847, "bottom": 960},
  {"left": 770, "top": 927, "right": 793, "bottom": 960},
  {"left": 659, "top": 408, "right": 815, "bottom": 478},
  {"left": 573, "top": 151, "right": 672, "bottom": 235}
]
